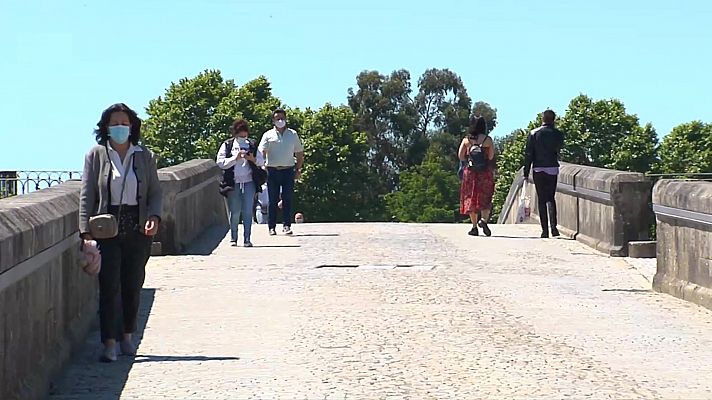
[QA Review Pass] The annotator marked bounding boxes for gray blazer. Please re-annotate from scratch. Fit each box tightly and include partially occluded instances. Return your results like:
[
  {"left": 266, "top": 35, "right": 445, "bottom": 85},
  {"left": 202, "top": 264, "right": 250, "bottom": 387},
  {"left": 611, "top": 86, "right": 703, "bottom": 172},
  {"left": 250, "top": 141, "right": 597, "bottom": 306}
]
[{"left": 79, "top": 144, "right": 163, "bottom": 235}]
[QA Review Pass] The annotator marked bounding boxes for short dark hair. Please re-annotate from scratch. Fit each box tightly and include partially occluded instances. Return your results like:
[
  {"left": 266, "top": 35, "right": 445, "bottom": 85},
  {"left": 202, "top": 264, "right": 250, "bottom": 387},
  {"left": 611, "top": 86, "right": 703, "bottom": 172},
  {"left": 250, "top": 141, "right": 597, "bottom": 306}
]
[
  {"left": 272, "top": 109, "right": 287, "bottom": 119},
  {"left": 543, "top": 109, "right": 556, "bottom": 123},
  {"left": 231, "top": 119, "right": 249, "bottom": 135},
  {"left": 468, "top": 116, "right": 488, "bottom": 137},
  {"left": 94, "top": 103, "right": 142, "bottom": 145}
]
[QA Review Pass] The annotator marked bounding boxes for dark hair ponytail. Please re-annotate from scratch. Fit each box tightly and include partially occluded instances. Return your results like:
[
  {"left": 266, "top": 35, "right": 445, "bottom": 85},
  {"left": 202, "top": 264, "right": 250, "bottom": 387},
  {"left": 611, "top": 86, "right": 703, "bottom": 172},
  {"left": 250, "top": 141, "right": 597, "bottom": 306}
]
[{"left": 467, "top": 116, "right": 487, "bottom": 137}]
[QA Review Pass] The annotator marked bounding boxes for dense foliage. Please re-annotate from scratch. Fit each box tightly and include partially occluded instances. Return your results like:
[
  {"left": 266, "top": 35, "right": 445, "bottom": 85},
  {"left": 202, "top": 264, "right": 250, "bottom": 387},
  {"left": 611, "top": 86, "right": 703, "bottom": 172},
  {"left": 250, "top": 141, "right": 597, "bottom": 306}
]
[{"left": 142, "top": 70, "right": 710, "bottom": 222}]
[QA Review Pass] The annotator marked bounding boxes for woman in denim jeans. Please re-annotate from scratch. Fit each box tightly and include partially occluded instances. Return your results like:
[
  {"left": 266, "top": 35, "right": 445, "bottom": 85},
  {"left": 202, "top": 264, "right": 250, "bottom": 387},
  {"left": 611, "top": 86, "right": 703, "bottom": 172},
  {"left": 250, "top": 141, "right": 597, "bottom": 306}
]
[{"left": 216, "top": 119, "right": 265, "bottom": 247}]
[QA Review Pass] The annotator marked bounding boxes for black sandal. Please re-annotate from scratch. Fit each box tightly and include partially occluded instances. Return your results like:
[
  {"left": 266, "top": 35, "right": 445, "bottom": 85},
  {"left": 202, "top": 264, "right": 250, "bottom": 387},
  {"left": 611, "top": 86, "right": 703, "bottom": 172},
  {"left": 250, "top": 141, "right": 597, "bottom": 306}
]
[{"left": 478, "top": 219, "right": 492, "bottom": 237}]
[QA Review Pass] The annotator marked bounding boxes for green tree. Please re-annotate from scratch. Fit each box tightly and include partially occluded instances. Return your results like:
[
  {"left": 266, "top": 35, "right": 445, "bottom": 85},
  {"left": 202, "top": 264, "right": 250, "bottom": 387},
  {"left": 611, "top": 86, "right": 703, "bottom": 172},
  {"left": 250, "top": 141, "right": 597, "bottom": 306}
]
[
  {"left": 493, "top": 132, "right": 513, "bottom": 160},
  {"left": 347, "top": 69, "right": 417, "bottom": 184},
  {"left": 385, "top": 148, "right": 460, "bottom": 223},
  {"left": 211, "top": 75, "right": 282, "bottom": 145},
  {"left": 348, "top": 68, "right": 475, "bottom": 178},
  {"left": 293, "top": 104, "right": 383, "bottom": 222},
  {"left": 142, "top": 70, "right": 235, "bottom": 167},
  {"left": 655, "top": 121, "right": 712, "bottom": 174},
  {"left": 142, "top": 71, "right": 283, "bottom": 167},
  {"left": 428, "top": 131, "right": 461, "bottom": 175},
  {"left": 557, "top": 94, "right": 658, "bottom": 172},
  {"left": 415, "top": 68, "right": 472, "bottom": 138},
  {"left": 281, "top": 106, "right": 313, "bottom": 142},
  {"left": 610, "top": 123, "right": 658, "bottom": 173},
  {"left": 407, "top": 69, "right": 472, "bottom": 169}
]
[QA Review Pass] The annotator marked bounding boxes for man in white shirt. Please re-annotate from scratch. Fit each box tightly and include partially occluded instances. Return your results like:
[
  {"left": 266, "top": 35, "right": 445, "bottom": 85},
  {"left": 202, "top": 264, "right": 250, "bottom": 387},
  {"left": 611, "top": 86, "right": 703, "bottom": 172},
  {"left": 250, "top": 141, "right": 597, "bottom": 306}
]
[{"left": 258, "top": 109, "right": 304, "bottom": 235}]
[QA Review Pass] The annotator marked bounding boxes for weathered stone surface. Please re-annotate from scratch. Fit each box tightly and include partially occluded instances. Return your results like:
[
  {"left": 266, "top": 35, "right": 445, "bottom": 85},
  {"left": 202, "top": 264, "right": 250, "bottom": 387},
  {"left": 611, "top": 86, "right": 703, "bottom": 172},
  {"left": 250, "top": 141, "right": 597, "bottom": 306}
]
[
  {"left": 653, "top": 180, "right": 712, "bottom": 310},
  {"left": 0, "top": 182, "right": 81, "bottom": 274},
  {"left": 0, "top": 181, "right": 96, "bottom": 400},
  {"left": 50, "top": 224, "right": 712, "bottom": 399},
  {"left": 628, "top": 241, "right": 657, "bottom": 259},
  {"left": 154, "top": 159, "right": 227, "bottom": 254}
]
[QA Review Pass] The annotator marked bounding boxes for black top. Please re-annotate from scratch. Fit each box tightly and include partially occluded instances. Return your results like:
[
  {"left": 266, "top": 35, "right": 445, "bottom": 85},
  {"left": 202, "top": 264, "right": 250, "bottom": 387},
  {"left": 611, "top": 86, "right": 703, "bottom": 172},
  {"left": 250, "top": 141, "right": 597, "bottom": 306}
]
[{"left": 523, "top": 124, "right": 565, "bottom": 177}]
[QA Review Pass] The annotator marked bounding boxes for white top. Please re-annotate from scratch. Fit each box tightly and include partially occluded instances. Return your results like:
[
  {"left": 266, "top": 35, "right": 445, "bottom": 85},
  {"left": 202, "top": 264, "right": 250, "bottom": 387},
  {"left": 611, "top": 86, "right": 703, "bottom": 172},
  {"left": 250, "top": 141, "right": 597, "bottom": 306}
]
[
  {"left": 258, "top": 128, "right": 304, "bottom": 168},
  {"left": 216, "top": 138, "right": 265, "bottom": 184},
  {"left": 107, "top": 142, "right": 142, "bottom": 206}
]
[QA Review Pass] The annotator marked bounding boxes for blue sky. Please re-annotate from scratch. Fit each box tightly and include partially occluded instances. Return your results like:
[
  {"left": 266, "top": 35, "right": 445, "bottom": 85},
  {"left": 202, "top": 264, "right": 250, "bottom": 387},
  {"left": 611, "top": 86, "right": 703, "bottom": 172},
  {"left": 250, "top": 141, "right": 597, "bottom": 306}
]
[{"left": 1, "top": 0, "right": 710, "bottom": 171}]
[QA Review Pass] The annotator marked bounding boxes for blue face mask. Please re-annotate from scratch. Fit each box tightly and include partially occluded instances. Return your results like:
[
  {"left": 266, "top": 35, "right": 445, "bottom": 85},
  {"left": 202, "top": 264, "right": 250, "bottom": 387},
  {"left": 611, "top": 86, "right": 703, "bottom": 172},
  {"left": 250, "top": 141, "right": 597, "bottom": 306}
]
[{"left": 108, "top": 125, "right": 130, "bottom": 144}]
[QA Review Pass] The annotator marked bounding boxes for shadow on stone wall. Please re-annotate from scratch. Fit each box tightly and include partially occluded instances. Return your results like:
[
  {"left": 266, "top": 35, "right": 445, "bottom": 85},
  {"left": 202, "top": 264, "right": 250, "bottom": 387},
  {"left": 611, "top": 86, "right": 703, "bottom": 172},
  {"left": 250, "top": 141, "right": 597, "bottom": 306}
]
[{"left": 181, "top": 224, "right": 229, "bottom": 256}]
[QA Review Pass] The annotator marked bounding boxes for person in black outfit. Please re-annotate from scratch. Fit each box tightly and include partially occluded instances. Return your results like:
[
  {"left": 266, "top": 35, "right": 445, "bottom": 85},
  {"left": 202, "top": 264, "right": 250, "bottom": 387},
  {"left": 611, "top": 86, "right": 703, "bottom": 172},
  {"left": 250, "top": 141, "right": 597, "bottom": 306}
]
[{"left": 523, "top": 109, "right": 565, "bottom": 238}]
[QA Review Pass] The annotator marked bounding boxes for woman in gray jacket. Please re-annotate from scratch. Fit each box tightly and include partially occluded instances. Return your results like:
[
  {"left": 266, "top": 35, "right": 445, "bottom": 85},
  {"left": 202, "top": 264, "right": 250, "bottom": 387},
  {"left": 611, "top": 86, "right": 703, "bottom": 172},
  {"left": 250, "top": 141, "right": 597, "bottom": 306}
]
[{"left": 79, "top": 103, "right": 162, "bottom": 362}]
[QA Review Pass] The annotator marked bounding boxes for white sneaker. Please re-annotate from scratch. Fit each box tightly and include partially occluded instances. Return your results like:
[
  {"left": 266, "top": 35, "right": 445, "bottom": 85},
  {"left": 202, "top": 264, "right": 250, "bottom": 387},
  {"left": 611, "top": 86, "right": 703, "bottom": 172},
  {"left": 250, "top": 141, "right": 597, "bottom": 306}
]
[{"left": 283, "top": 226, "right": 293, "bottom": 235}]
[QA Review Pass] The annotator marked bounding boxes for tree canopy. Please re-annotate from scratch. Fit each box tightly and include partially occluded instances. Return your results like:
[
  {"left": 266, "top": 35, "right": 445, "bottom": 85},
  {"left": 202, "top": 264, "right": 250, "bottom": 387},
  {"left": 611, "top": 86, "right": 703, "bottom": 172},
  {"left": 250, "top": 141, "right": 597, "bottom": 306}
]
[{"left": 141, "top": 69, "right": 710, "bottom": 223}]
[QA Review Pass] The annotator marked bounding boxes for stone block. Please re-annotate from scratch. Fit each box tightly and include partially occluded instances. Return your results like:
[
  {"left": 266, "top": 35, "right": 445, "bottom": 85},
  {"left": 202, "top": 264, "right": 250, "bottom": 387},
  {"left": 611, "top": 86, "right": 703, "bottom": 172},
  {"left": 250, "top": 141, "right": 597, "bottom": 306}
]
[
  {"left": 653, "top": 180, "right": 712, "bottom": 310},
  {"left": 628, "top": 241, "right": 656, "bottom": 258}
]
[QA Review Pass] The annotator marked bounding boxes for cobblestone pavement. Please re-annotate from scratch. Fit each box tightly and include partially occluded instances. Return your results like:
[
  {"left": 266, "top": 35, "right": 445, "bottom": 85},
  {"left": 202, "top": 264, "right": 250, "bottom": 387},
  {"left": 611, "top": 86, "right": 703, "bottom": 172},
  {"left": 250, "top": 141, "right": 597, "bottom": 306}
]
[{"left": 50, "top": 224, "right": 712, "bottom": 399}]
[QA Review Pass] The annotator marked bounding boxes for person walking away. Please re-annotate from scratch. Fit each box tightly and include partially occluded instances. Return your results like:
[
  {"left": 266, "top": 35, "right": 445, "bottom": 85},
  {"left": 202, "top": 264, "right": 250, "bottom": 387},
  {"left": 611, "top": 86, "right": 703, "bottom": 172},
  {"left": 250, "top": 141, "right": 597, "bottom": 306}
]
[
  {"left": 458, "top": 116, "right": 495, "bottom": 236},
  {"left": 523, "top": 109, "right": 565, "bottom": 238}
]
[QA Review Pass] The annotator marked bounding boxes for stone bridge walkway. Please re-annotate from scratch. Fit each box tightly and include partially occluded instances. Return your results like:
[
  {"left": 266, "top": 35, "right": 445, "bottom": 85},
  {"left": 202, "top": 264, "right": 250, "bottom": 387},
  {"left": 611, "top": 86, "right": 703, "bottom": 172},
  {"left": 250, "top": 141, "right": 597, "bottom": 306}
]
[{"left": 50, "top": 224, "right": 712, "bottom": 399}]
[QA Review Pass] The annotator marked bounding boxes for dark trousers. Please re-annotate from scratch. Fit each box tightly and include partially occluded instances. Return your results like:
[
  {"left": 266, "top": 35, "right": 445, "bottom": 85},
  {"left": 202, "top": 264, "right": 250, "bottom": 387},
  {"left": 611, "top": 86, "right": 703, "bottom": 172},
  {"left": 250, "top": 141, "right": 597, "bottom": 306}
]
[
  {"left": 533, "top": 172, "right": 558, "bottom": 233},
  {"left": 267, "top": 167, "right": 295, "bottom": 230},
  {"left": 97, "top": 229, "right": 152, "bottom": 342}
]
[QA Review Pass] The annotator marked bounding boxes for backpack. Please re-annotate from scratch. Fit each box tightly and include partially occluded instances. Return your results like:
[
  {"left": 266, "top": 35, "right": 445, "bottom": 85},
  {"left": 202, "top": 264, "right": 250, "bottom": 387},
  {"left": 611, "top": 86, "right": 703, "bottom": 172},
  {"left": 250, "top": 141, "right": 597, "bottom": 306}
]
[
  {"left": 219, "top": 138, "right": 267, "bottom": 196},
  {"left": 467, "top": 135, "right": 488, "bottom": 172}
]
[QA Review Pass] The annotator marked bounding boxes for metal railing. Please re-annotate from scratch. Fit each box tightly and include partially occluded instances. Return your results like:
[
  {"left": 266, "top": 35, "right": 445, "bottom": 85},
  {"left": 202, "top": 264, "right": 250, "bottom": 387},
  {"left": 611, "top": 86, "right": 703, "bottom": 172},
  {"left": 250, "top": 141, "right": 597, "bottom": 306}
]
[{"left": 0, "top": 170, "right": 82, "bottom": 199}]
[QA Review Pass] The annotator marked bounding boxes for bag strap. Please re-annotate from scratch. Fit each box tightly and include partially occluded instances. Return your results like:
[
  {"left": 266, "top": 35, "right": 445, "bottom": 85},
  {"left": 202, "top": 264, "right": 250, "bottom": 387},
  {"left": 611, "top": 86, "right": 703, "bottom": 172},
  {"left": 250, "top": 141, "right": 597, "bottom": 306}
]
[
  {"left": 225, "top": 138, "right": 234, "bottom": 156},
  {"left": 116, "top": 153, "right": 136, "bottom": 217},
  {"left": 248, "top": 138, "right": 258, "bottom": 155},
  {"left": 468, "top": 134, "right": 488, "bottom": 151},
  {"left": 104, "top": 145, "right": 113, "bottom": 205},
  {"left": 240, "top": 138, "right": 260, "bottom": 169},
  {"left": 104, "top": 144, "right": 135, "bottom": 221}
]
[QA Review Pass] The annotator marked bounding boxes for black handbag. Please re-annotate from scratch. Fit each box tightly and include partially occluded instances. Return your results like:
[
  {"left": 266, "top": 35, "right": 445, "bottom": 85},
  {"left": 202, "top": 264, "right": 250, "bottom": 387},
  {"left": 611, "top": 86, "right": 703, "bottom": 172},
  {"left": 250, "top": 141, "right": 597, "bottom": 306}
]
[{"left": 249, "top": 162, "right": 267, "bottom": 191}]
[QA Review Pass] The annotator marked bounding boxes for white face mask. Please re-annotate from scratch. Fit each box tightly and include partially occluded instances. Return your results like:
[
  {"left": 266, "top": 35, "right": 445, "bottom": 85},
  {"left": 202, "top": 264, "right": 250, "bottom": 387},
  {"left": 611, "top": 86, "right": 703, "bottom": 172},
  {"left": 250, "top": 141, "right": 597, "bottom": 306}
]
[
  {"left": 237, "top": 136, "right": 248, "bottom": 144},
  {"left": 274, "top": 119, "right": 286, "bottom": 129}
]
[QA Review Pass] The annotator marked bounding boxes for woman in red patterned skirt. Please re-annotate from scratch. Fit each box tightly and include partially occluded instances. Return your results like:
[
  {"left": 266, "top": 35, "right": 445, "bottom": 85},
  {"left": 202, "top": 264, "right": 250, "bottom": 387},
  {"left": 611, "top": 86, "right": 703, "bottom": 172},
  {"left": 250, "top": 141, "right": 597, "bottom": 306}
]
[{"left": 458, "top": 116, "right": 495, "bottom": 236}]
